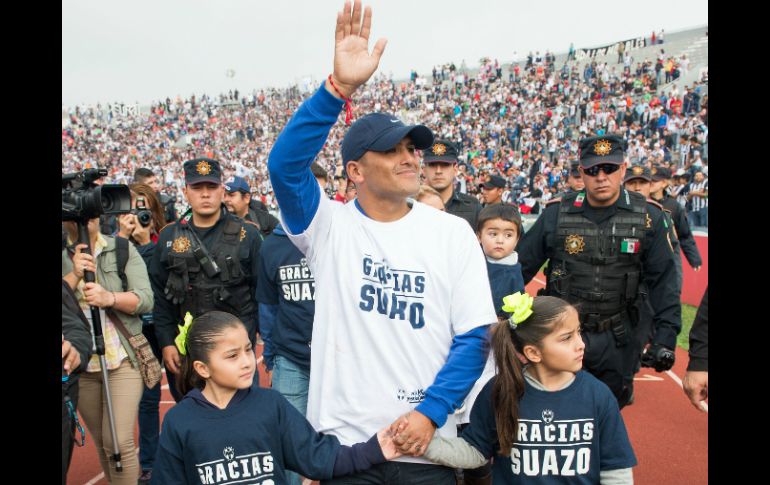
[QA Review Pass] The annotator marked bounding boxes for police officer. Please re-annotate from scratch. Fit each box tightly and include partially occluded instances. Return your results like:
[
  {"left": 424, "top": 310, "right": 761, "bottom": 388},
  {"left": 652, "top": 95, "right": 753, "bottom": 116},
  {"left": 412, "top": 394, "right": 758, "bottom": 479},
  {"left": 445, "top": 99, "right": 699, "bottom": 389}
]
[
  {"left": 622, "top": 163, "right": 653, "bottom": 198},
  {"left": 565, "top": 161, "right": 585, "bottom": 194},
  {"left": 223, "top": 175, "right": 280, "bottom": 237},
  {"left": 517, "top": 135, "right": 681, "bottom": 408},
  {"left": 421, "top": 139, "right": 482, "bottom": 228},
  {"left": 555, "top": 161, "right": 585, "bottom": 198},
  {"left": 149, "top": 158, "right": 263, "bottom": 400},
  {"left": 623, "top": 163, "right": 680, "bottom": 381},
  {"left": 650, "top": 164, "right": 702, "bottom": 271},
  {"left": 479, "top": 174, "right": 508, "bottom": 207}
]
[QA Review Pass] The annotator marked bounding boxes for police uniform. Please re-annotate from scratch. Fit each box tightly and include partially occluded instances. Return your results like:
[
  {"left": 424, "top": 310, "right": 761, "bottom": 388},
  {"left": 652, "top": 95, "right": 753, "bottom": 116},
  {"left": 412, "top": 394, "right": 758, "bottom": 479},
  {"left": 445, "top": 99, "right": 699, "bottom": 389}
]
[
  {"left": 422, "top": 140, "right": 481, "bottom": 229},
  {"left": 160, "top": 193, "right": 178, "bottom": 223},
  {"left": 623, "top": 164, "right": 682, "bottom": 373},
  {"left": 651, "top": 165, "right": 703, "bottom": 269},
  {"left": 149, "top": 158, "right": 263, "bottom": 360},
  {"left": 517, "top": 136, "right": 681, "bottom": 408},
  {"left": 555, "top": 162, "right": 582, "bottom": 199}
]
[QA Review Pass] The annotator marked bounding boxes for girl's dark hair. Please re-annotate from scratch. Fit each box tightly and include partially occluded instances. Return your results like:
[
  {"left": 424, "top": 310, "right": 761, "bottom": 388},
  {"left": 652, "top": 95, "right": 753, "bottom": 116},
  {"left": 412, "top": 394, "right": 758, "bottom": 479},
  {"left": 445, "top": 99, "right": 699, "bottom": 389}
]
[
  {"left": 491, "top": 295, "right": 575, "bottom": 456},
  {"left": 129, "top": 183, "right": 166, "bottom": 234},
  {"left": 476, "top": 204, "right": 523, "bottom": 236},
  {"left": 177, "top": 311, "right": 245, "bottom": 396}
]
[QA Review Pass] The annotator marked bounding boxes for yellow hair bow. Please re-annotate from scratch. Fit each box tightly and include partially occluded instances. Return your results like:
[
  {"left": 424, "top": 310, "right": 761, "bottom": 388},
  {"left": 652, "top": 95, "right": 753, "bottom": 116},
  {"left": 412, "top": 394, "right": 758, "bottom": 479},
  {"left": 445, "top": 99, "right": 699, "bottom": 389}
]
[
  {"left": 175, "top": 312, "right": 194, "bottom": 356},
  {"left": 501, "top": 292, "right": 534, "bottom": 329}
]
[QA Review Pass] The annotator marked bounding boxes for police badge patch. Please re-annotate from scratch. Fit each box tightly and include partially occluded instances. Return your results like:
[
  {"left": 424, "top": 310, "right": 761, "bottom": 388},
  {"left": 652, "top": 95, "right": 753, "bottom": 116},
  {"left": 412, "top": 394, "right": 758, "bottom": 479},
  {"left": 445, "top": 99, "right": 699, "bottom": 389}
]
[
  {"left": 196, "top": 160, "right": 212, "bottom": 175},
  {"left": 565, "top": 235, "right": 585, "bottom": 255},
  {"left": 432, "top": 143, "right": 447, "bottom": 156},
  {"left": 593, "top": 140, "right": 612, "bottom": 156},
  {"left": 240, "top": 227, "right": 246, "bottom": 241},
  {"left": 632, "top": 165, "right": 644, "bottom": 175},
  {"left": 172, "top": 236, "right": 191, "bottom": 253},
  {"left": 646, "top": 213, "right": 652, "bottom": 229}
]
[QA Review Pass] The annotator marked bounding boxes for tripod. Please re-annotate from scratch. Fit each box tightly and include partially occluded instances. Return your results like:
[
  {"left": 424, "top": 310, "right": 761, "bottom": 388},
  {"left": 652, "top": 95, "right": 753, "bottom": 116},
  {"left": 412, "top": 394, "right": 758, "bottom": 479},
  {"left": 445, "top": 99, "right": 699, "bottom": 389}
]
[{"left": 76, "top": 220, "right": 123, "bottom": 472}]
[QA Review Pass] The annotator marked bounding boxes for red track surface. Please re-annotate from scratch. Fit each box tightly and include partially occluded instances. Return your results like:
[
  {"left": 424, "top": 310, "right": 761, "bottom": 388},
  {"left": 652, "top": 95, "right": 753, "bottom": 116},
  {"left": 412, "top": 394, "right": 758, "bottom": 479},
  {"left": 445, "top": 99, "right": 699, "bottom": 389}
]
[{"left": 68, "top": 268, "right": 707, "bottom": 484}]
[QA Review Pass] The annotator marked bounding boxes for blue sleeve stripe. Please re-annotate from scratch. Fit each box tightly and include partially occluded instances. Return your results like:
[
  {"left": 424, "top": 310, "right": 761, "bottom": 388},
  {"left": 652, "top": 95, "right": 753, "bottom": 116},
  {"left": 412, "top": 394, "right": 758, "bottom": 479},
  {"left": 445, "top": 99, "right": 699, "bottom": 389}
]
[
  {"left": 267, "top": 86, "right": 344, "bottom": 234},
  {"left": 416, "top": 325, "right": 491, "bottom": 427}
]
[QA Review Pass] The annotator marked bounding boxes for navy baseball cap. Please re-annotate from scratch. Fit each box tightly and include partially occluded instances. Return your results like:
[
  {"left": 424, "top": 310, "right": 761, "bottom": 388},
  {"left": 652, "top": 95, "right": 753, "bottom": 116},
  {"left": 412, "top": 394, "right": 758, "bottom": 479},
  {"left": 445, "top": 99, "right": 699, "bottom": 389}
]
[
  {"left": 624, "top": 164, "right": 652, "bottom": 183},
  {"left": 423, "top": 139, "right": 460, "bottom": 163},
  {"left": 184, "top": 158, "right": 222, "bottom": 185},
  {"left": 481, "top": 174, "right": 506, "bottom": 189},
  {"left": 579, "top": 135, "right": 626, "bottom": 168},
  {"left": 341, "top": 113, "right": 434, "bottom": 167},
  {"left": 651, "top": 164, "right": 672, "bottom": 181},
  {"left": 224, "top": 175, "right": 250, "bottom": 193}
]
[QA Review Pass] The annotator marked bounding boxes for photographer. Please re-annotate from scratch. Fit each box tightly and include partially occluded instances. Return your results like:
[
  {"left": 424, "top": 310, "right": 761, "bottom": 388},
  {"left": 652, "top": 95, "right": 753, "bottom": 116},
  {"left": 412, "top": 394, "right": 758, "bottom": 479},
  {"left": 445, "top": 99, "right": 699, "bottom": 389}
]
[
  {"left": 116, "top": 183, "right": 168, "bottom": 483},
  {"left": 62, "top": 279, "right": 92, "bottom": 484},
  {"left": 62, "top": 216, "right": 154, "bottom": 484},
  {"left": 134, "top": 167, "right": 177, "bottom": 223}
]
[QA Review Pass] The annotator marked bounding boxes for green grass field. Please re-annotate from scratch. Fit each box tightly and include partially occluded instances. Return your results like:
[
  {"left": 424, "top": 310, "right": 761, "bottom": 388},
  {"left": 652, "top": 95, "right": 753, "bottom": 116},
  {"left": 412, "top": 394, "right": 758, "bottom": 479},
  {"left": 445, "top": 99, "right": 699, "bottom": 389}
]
[{"left": 677, "top": 303, "right": 697, "bottom": 351}]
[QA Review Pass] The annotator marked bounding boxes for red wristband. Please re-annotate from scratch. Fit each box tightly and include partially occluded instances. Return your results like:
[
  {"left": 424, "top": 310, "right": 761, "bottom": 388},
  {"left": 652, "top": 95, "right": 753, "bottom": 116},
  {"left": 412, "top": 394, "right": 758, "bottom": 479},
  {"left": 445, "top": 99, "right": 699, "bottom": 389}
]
[{"left": 328, "top": 75, "right": 353, "bottom": 125}]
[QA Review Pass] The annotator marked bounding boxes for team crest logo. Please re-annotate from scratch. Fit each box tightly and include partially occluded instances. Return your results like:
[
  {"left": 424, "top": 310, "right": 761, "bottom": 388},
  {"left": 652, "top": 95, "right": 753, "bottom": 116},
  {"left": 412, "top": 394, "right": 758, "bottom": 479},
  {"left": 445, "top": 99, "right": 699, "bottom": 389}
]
[
  {"left": 542, "top": 409, "right": 554, "bottom": 424},
  {"left": 172, "top": 236, "right": 191, "bottom": 253},
  {"left": 646, "top": 213, "right": 652, "bottom": 229},
  {"left": 196, "top": 160, "right": 212, "bottom": 175},
  {"left": 565, "top": 235, "right": 585, "bottom": 255},
  {"left": 223, "top": 446, "right": 235, "bottom": 462},
  {"left": 432, "top": 143, "right": 447, "bottom": 156},
  {"left": 300, "top": 258, "right": 308, "bottom": 267},
  {"left": 593, "top": 140, "right": 612, "bottom": 156},
  {"left": 632, "top": 165, "right": 644, "bottom": 175},
  {"left": 397, "top": 388, "right": 406, "bottom": 401},
  {"left": 240, "top": 227, "right": 246, "bottom": 241}
]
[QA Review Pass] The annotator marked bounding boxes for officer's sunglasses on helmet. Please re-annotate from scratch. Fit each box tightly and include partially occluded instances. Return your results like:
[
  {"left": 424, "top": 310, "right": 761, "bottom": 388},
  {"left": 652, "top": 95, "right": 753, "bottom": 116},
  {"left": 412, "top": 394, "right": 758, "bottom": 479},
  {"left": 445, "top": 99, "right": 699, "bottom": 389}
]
[{"left": 582, "top": 164, "right": 622, "bottom": 177}]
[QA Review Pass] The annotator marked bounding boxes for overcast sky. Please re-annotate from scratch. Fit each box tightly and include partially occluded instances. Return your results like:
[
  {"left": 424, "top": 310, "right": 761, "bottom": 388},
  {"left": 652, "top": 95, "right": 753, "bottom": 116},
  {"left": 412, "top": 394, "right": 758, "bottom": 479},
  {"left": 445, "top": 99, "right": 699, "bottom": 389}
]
[{"left": 62, "top": 0, "right": 707, "bottom": 107}]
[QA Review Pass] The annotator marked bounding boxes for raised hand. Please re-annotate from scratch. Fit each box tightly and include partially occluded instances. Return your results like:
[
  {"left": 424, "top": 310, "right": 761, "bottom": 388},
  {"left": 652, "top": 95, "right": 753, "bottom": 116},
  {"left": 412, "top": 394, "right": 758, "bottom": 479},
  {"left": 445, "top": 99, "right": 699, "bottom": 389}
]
[{"left": 329, "top": 0, "right": 387, "bottom": 98}]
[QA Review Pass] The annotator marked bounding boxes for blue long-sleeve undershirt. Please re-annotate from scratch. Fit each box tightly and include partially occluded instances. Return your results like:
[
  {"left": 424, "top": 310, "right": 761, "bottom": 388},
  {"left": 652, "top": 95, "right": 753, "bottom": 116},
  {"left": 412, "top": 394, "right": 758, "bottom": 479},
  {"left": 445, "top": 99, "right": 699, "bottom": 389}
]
[
  {"left": 416, "top": 325, "right": 491, "bottom": 427},
  {"left": 267, "top": 85, "right": 343, "bottom": 234}
]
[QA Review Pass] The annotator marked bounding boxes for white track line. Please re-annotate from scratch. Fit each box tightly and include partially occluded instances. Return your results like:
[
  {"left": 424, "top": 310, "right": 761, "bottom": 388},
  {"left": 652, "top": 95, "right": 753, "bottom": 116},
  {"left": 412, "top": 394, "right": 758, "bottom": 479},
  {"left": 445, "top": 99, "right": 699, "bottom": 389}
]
[
  {"left": 665, "top": 369, "right": 708, "bottom": 412},
  {"left": 83, "top": 472, "right": 104, "bottom": 485}
]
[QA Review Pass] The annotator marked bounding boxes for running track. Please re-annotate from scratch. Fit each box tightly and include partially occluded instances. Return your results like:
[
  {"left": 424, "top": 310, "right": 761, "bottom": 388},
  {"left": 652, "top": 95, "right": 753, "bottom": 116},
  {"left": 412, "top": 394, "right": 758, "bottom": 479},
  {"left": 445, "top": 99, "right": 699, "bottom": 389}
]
[{"left": 68, "top": 275, "right": 707, "bottom": 484}]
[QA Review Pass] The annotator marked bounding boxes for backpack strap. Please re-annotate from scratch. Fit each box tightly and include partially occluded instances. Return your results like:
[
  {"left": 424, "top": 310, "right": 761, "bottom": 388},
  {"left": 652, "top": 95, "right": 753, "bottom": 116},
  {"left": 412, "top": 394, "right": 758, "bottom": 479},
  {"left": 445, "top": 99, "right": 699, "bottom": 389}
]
[{"left": 115, "top": 236, "right": 129, "bottom": 292}]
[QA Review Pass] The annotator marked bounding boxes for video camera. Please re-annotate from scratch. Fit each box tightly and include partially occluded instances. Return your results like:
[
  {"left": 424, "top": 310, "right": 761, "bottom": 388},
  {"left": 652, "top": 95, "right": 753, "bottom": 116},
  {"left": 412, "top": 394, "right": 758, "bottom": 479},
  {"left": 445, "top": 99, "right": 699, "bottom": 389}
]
[{"left": 62, "top": 168, "right": 131, "bottom": 221}]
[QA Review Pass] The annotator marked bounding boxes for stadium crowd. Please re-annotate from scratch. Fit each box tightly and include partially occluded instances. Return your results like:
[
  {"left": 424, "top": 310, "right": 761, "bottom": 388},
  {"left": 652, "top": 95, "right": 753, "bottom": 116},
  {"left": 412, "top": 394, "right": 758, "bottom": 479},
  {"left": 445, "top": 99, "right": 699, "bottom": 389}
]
[{"left": 62, "top": 36, "right": 708, "bottom": 223}]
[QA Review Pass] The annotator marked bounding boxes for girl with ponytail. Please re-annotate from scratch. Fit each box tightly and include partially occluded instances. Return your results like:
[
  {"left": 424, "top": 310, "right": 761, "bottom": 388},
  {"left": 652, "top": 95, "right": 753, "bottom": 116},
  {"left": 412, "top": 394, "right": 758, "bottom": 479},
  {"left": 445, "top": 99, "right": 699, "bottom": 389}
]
[
  {"left": 395, "top": 293, "right": 637, "bottom": 484},
  {"left": 153, "top": 311, "right": 401, "bottom": 485}
]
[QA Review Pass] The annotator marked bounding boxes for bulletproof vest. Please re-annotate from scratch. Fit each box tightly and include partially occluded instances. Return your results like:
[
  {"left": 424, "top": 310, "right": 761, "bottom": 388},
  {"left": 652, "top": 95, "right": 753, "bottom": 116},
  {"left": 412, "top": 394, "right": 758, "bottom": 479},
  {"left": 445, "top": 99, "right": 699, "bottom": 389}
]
[
  {"left": 546, "top": 191, "right": 647, "bottom": 319},
  {"left": 165, "top": 214, "right": 256, "bottom": 320}
]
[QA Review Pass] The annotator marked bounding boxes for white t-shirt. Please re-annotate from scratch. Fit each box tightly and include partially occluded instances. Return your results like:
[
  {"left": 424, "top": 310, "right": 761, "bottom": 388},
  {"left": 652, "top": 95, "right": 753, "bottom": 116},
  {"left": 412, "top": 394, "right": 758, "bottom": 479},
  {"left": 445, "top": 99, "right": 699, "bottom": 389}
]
[{"left": 287, "top": 196, "right": 497, "bottom": 463}]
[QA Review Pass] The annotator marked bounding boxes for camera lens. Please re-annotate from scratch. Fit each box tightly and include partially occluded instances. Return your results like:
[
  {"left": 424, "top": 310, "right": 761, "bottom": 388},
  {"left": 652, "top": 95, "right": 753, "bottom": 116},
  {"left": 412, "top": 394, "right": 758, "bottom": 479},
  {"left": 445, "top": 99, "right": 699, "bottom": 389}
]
[
  {"left": 137, "top": 210, "right": 152, "bottom": 227},
  {"left": 101, "top": 192, "right": 115, "bottom": 212}
]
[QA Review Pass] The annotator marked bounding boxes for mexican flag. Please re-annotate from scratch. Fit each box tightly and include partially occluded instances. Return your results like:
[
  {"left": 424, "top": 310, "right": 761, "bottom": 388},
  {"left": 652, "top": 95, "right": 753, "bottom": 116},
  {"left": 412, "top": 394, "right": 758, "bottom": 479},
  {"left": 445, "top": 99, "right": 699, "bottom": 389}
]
[{"left": 621, "top": 239, "right": 640, "bottom": 254}]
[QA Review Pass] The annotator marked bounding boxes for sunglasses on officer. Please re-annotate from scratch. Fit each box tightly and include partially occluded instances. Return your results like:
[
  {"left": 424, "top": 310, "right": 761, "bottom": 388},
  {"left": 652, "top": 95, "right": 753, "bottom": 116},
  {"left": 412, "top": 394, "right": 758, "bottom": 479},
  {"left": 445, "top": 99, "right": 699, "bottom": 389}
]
[{"left": 582, "top": 163, "right": 622, "bottom": 177}]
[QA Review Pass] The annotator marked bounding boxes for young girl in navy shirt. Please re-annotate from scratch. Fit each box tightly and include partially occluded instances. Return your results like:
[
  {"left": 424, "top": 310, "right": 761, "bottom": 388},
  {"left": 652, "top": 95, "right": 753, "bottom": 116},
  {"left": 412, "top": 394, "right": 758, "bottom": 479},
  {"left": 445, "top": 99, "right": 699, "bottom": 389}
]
[
  {"left": 395, "top": 294, "right": 637, "bottom": 484},
  {"left": 152, "top": 311, "right": 399, "bottom": 484}
]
